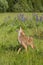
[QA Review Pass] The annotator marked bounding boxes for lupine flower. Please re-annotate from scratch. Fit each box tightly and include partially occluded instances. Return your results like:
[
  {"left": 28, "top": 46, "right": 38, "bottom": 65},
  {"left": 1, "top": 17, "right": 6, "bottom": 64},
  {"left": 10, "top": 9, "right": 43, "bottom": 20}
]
[
  {"left": 36, "top": 15, "right": 39, "bottom": 22},
  {"left": 17, "top": 14, "right": 26, "bottom": 22},
  {"left": 40, "top": 16, "right": 43, "bottom": 21},
  {"left": 21, "top": 15, "right": 25, "bottom": 22},
  {"left": 33, "top": 13, "right": 39, "bottom": 21}
]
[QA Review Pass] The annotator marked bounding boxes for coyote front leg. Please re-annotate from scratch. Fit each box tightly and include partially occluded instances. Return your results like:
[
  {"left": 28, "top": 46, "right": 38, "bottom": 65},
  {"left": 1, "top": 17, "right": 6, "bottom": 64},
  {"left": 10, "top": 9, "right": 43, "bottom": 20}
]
[
  {"left": 22, "top": 42, "right": 27, "bottom": 52},
  {"left": 17, "top": 47, "right": 22, "bottom": 54},
  {"left": 17, "top": 42, "right": 27, "bottom": 54}
]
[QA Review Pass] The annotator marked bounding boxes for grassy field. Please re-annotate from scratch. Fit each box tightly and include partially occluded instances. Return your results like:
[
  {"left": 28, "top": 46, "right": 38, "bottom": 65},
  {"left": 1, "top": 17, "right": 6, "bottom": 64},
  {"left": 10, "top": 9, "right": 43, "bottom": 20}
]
[{"left": 0, "top": 13, "right": 43, "bottom": 65}]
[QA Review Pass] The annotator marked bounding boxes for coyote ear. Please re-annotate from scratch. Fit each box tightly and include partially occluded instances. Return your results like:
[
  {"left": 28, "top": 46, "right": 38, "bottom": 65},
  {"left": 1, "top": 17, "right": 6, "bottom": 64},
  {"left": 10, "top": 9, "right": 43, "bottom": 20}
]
[
  {"left": 19, "top": 27, "right": 22, "bottom": 32},
  {"left": 20, "top": 27, "right": 22, "bottom": 30}
]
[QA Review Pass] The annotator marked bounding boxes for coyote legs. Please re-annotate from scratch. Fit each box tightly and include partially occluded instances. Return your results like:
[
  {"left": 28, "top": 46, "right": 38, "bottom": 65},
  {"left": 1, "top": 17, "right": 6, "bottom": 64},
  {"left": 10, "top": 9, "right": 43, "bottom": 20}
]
[
  {"left": 21, "top": 42, "right": 27, "bottom": 51},
  {"left": 17, "top": 47, "right": 22, "bottom": 54},
  {"left": 30, "top": 44, "right": 34, "bottom": 49},
  {"left": 17, "top": 42, "right": 27, "bottom": 54}
]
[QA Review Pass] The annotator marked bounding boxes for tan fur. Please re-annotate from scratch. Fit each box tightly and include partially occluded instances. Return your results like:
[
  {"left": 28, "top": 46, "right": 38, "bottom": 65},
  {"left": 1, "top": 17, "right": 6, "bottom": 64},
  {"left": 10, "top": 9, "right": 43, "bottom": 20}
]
[{"left": 17, "top": 27, "right": 35, "bottom": 54}]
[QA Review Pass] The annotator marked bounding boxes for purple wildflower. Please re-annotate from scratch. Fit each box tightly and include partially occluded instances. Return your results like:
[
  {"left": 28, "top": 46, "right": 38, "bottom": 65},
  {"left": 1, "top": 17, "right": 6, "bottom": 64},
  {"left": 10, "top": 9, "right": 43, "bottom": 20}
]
[
  {"left": 36, "top": 15, "right": 39, "bottom": 22},
  {"left": 17, "top": 14, "right": 26, "bottom": 22},
  {"left": 40, "top": 16, "right": 43, "bottom": 21},
  {"left": 33, "top": 13, "right": 39, "bottom": 22}
]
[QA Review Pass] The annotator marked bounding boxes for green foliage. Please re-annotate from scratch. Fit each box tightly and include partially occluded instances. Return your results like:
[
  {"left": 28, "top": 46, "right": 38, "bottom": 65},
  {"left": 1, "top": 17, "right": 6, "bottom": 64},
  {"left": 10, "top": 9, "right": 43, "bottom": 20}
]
[
  {"left": 31, "top": 0, "right": 43, "bottom": 12},
  {"left": 12, "top": 3, "right": 23, "bottom": 12},
  {"left": 0, "top": 0, "right": 8, "bottom": 12},
  {"left": 0, "top": 13, "right": 43, "bottom": 65},
  {"left": 27, "top": 0, "right": 34, "bottom": 11},
  {"left": 0, "top": 0, "right": 43, "bottom": 12},
  {"left": 7, "top": 0, "right": 14, "bottom": 11}
]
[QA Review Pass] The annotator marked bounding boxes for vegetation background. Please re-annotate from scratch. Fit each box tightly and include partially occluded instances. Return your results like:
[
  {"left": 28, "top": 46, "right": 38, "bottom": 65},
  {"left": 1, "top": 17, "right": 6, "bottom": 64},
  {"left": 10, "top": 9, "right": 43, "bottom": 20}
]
[
  {"left": 0, "top": 0, "right": 43, "bottom": 12},
  {"left": 0, "top": 0, "right": 43, "bottom": 65},
  {"left": 0, "top": 13, "right": 43, "bottom": 65}
]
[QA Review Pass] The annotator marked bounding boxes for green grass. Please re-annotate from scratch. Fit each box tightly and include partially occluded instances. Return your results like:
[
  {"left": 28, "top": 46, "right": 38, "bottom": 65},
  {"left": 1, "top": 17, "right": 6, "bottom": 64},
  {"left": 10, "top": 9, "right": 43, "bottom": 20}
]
[{"left": 0, "top": 13, "right": 43, "bottom": 65}]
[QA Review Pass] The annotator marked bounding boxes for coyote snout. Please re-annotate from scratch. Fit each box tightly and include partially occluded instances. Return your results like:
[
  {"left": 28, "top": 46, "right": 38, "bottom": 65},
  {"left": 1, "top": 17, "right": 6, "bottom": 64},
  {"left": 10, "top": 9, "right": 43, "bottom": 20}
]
[{"left": 17, "top": 27, "right": 35, "bottom": 54}]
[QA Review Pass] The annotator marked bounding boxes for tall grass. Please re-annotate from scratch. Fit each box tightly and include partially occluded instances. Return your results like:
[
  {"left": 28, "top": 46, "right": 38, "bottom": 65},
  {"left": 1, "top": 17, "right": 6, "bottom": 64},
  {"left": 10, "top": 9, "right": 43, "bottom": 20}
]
[{"left": 0, "top": 13, "right": 43, "bottom": 65}]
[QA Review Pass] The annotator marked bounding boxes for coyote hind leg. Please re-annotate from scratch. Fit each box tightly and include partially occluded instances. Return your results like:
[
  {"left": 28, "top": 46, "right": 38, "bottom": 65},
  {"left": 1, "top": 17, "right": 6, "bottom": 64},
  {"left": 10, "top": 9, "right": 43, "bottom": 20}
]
[{"left": 31, "top": 44, "right": 35, "bottom": 49}]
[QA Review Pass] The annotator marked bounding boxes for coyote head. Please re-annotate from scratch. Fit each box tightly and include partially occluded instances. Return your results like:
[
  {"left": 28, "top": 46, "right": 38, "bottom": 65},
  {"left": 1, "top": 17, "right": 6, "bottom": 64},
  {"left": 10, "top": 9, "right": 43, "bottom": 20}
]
[{"left": 18, "top": 27, "right": 25, "bottom": 36}]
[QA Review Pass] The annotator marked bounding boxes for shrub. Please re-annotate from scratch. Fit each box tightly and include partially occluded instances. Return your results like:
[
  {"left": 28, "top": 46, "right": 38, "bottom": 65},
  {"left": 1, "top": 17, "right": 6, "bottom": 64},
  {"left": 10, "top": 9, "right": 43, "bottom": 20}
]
[{"left": 0, "top": 0, "right": 8, "bottom": 12}]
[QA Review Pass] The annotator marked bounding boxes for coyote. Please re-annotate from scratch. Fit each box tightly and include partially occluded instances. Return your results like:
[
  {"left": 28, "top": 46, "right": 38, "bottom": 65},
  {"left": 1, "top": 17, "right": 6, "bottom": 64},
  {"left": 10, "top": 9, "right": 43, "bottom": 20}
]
[{"left": 17, "top": 27, "right": 35, "bottom": 54}]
